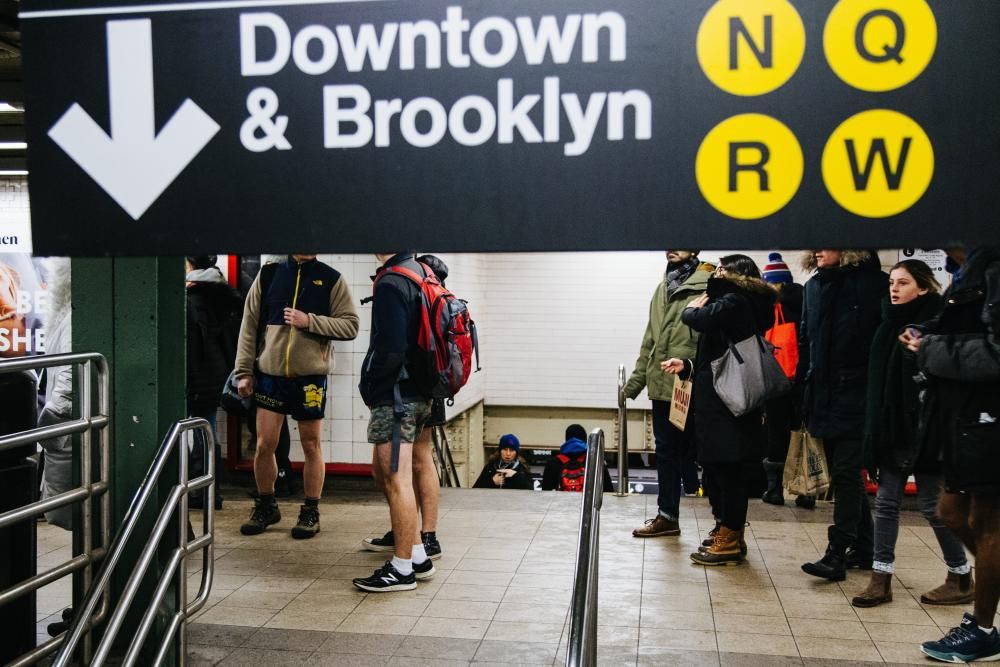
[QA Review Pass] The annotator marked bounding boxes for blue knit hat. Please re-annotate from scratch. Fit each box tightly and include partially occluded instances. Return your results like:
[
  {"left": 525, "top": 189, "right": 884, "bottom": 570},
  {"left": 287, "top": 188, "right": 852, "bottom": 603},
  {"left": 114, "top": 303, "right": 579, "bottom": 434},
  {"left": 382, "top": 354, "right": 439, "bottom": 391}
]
[
  {"left": 498, "top": 434, "right": 520, "bottom": 452},
  {"left": 762, "top": 252, "right": 793, "bottom": 284}
]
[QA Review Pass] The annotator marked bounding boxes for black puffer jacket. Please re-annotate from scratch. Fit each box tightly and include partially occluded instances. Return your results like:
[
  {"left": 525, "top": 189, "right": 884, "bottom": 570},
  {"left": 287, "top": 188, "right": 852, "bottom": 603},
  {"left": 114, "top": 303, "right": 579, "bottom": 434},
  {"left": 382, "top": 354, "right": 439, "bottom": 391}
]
[
  {"left": 681, "top": 275, "right": 776, "bottom": 464},
  {"left": 917, "top": 247, "right": 1000, "bottom": 492},
  {"left": 186, "top": 278, "right": 242, "bottom": 413},
  {"left": 473, "top": 457, "right": 534, "bottom": 490},
  {"left": 797, "top": 251, "right": 887, "bottom": 440}
]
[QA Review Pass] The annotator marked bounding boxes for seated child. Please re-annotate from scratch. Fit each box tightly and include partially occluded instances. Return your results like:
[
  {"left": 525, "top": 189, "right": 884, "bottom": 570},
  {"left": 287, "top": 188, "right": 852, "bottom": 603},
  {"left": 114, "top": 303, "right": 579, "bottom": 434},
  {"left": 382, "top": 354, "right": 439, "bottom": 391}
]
[{"left": 473, "top": 434, "right": 534, "bottom": 490}]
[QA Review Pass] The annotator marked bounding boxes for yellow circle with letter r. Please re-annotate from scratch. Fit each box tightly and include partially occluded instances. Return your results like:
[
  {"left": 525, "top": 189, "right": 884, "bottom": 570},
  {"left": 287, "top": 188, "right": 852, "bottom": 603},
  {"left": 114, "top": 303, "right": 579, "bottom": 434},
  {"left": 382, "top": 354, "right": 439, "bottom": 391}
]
[
  {"left": 824, "top": 0, "right": 937, "bottom": 92},
  {"left": 696, "top": 113, "right": 803, "bottom": 220},
  {"left": 697, "top": 0, "right": 806, "bottom": 96},
  {"left": 822, "top": 109, "right": 934, "bottom": 218}
]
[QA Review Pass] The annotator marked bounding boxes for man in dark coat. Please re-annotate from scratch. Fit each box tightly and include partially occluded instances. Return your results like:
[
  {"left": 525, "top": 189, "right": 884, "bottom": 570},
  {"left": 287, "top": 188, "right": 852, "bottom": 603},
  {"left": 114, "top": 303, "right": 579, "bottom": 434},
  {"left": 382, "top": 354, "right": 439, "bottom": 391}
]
[
  {"left": 905, "top": 247, "right": 1000, "bottom": 664},
  {"left": 797, "top": 250, "right": 887, "bottom": 581},
  {"left": 185, "top": 255, "right": 242, "bottom": 509}
]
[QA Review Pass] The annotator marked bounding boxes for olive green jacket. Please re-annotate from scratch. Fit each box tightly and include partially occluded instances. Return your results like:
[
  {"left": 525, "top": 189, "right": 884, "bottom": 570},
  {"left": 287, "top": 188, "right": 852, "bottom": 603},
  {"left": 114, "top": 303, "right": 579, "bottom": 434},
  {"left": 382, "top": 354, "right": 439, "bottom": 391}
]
[{"left": 624, "top": 267, "right": 710, "bottom": 401}]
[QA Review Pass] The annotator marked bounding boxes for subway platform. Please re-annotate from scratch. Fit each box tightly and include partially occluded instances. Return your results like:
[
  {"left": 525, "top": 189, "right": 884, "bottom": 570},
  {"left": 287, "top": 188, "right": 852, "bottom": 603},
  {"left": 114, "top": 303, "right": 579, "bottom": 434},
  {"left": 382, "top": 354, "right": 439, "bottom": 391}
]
[{"left": 35, "top": 489, "right": 982, "bottom": 666}]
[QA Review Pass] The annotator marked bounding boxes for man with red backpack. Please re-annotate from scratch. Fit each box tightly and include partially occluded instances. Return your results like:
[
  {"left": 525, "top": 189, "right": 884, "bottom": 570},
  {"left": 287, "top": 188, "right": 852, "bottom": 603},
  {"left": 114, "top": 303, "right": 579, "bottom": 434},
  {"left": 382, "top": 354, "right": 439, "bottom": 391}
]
[
  {"left": 542, "top": 424, "right": 613, "bottom": 492},
  {"left": 355, "top": 252, "right": 477, "bottom": 592}
]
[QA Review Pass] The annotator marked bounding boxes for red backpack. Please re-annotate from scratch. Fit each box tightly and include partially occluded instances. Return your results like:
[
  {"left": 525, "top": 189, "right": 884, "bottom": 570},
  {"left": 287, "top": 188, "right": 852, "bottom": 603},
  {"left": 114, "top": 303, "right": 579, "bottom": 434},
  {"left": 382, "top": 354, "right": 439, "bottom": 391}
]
[
  {"left": 557, "top": 453, "right": 587, "bottom": 492},
  {"left": 765, "top": 303, "right": 798, "bottom": 379},
  {"left": 373, "top": 260, "right": 480, "bottom": 400}
]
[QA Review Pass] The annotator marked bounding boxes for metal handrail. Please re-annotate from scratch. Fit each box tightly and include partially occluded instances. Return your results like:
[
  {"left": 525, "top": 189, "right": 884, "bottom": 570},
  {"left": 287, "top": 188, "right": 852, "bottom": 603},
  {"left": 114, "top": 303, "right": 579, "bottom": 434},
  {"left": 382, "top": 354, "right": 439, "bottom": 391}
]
[
  {"left": 0, "top": 352, "right": 111, "bottom": 667},
  {"left": 431, "top": 425, "right": 461, "bottom": 488},
  {"left": 52, "top": 417, "right": 215, "bottom": 667},
  {"left": 614, "top": 365, "right": 629, "bottom": 497},
  {"left": 567, "top": 428, "right": 604, "bottom": 667}
]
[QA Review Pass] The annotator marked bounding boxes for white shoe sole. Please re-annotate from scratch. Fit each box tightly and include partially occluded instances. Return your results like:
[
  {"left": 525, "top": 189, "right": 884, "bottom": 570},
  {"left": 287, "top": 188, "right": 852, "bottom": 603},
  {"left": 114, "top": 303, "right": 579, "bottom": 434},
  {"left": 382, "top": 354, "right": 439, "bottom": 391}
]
[
  {"left": 353, "top": 581, "right": 418, "bottom": 593},
  {"left": 362, "top": 541, "right": 395, "bottom": 552},
  {"left": 414, "top": 563, "right": 436, "bottom": 580}
]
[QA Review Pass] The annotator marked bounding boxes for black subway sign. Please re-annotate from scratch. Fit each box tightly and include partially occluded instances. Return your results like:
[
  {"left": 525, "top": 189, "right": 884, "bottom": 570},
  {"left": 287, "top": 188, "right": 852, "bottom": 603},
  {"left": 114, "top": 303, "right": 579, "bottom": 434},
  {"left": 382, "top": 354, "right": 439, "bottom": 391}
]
[{"left": 19, "top": 0, "right": 1000, "bottom": 255}]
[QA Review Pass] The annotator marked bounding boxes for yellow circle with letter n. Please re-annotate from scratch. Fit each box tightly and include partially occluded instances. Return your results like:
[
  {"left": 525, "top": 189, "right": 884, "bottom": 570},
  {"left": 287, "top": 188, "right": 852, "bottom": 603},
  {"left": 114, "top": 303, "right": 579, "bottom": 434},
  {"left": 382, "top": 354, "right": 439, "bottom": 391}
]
[
  {"left": 824, "top": 0, "right": 937, "bottom": 92},
  {"left": 696, "top": 113, "right": 803, "bottom": 220},
  {"left": 822, "top": 109, "right": 934, "bottom": 218},
  {"left": 697, "top": 0, "right": 806, "bottom": 96}
]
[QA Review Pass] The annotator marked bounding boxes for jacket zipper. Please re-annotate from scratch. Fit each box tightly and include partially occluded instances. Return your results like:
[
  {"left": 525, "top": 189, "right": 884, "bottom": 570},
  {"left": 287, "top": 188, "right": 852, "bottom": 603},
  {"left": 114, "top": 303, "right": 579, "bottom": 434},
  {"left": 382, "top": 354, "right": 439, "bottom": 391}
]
[{"left": 285, "top": 263, "right": 303, "bottom": 377}]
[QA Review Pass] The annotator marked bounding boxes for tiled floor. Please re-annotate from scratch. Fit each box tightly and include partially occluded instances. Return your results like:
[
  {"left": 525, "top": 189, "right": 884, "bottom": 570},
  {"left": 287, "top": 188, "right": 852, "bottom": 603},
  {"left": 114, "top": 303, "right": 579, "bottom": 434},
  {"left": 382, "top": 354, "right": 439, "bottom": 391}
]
[{"left": 36, "top": 488, "right": 985, "bottom": 665}]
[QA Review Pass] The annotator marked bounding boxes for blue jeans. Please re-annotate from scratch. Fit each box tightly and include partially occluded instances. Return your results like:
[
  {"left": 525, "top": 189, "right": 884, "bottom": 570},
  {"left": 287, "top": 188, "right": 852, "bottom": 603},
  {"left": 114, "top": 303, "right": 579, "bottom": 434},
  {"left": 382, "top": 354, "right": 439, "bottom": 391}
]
[
  {"left": 873, "top": 467, "right": 968, "bottom": 572},
  {"left": 651, "top": 399, "right": 685, "bottom": 519}
]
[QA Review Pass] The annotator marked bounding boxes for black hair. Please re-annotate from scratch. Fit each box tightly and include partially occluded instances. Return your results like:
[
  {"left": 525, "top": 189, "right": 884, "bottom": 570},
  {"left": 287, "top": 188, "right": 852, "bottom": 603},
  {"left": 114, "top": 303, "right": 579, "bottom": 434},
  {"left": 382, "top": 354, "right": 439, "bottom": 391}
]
[
  {"left": 186, "top": 255, "right": 217, "bottom": 270},
  {"left": 718, "top": 254, "right": 761, "bottom": 279},
  {"left": 565, "top": 424, "right": 587, "bottom": 442}
]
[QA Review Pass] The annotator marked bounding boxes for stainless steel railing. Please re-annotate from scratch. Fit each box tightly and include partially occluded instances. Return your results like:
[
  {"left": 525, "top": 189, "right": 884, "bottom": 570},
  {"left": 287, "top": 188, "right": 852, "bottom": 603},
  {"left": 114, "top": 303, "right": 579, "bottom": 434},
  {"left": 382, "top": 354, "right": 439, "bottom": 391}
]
[
  {"left": 0, "top": 352, "right": 111, "bottom": 667},
  {"left": 566, "top": 428, "right": 604, "bottom": 667},
  {"left": 614, "top": 365, "right": 629, "bottom": 497},
  {"left": 53, "top": 417, "right": 215, "bottom": 667},
  {"left": 431, "top": 425, "right": 461, "bottom": 488}
]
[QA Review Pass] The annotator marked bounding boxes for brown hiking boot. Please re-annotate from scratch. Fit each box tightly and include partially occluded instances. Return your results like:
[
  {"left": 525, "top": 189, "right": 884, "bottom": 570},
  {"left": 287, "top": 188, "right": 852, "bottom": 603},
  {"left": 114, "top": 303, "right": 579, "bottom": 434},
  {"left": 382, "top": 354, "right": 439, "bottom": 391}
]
[
  {"left": 700, "top": 524, "right": 748, "bottom": 557},
  {"left": 851, "top": 572, "right": 893, "bottom": 608},
  {"left": 633, "top": 515, "right": 681, "bottom": 538},
  {"left": 690, "top": 526, "right": 743, "bottom": 566},
  {"left": 921, "top": 571, "right": 975, "bottom": 605}
]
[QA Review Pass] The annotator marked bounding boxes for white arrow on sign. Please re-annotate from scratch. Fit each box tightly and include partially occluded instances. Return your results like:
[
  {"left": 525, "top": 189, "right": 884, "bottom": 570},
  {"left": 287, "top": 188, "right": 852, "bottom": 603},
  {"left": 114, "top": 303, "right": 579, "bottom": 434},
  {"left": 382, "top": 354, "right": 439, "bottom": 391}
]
[{"left": 48, "top": 19, "right": 220, "bottom": 220}]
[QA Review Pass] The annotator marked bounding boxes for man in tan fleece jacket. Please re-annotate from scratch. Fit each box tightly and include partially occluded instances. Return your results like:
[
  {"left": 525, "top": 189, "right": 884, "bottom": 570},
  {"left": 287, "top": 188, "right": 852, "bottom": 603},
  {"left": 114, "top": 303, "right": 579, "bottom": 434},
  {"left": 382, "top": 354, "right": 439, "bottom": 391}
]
[{"left": 234, "top": 254, "right": 359, "bottom": 539}]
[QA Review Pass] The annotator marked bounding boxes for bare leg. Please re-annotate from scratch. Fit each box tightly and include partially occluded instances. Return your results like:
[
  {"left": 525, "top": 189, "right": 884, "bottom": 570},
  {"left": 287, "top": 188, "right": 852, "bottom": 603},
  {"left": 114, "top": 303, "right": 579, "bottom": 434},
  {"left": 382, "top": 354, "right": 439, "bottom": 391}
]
[
  {"left": 374, "top": 441, "right": 416, "bottom": 560},
  {"left": 412, "top": 428, "right": 439, "bottom": 533},
  {"left": 298, "top": 419, "right": 324, "bottom": 499},
  {"left": 253, "top": 409, "right": 285, "bottom": 494},
  {"left": 939, "top": 492, "right": 976, "bottom": 556},
  {"left": 971, "top": 494, "right": 1000, "bottom": 625}
]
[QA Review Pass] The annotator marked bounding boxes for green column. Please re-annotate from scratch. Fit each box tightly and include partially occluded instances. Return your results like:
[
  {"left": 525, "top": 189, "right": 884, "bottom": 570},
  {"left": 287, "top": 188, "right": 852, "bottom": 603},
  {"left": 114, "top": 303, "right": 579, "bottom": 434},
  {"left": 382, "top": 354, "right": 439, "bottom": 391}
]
[{"left": 72, "top": 256, "right": 185, "bottom": 661}]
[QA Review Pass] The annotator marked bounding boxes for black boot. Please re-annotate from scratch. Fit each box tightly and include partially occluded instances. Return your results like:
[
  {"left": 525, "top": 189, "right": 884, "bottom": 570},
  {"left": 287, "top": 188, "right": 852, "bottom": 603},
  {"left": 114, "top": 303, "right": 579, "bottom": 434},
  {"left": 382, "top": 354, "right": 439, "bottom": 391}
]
[
  {"left": 845, "top": 547, "right": 874, "bottom": 570},
  {"left": 761, "top": 459, "right": 785, "bottom": 506},
  {"left": 795, "top": 495, "right": 816, "bottom": 509},
  {"left": 802, "top": 544, "right": 847, "bottom": 581}
]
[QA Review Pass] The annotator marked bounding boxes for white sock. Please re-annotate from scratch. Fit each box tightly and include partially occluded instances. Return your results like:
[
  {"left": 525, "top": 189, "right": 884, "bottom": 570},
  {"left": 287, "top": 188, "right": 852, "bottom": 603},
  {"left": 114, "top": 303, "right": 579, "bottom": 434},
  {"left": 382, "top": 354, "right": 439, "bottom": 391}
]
[
  {"left": 411, "top": 544, "right": 428, "bottom": 564},
  {"left": 980, "top": 626, "right": 994, "bottom": 634},
  {"left": 391, "top": 556, "right": 413, "bottom": 576}
]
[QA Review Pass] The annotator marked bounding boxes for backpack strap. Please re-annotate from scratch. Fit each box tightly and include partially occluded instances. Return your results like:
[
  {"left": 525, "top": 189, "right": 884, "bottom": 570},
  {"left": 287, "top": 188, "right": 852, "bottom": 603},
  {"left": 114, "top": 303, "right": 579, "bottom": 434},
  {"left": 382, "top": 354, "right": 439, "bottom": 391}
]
[{"left": 390, "top": 377, "right": 405, "bottom": 473}]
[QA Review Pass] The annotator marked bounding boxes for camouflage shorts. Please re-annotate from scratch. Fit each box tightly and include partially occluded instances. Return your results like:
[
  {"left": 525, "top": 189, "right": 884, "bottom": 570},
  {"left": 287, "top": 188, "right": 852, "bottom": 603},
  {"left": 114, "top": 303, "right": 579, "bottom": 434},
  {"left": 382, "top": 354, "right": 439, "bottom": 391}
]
[{"left": 367, "top": 400, "right": 432, "bottom": 444}]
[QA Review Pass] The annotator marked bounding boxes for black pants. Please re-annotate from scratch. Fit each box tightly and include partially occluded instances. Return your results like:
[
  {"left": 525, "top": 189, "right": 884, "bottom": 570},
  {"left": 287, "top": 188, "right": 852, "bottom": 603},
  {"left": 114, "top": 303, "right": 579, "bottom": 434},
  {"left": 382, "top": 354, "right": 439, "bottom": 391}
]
[
  {"left": 826, "top": 437, "right": 874, "bottom": 553},
  {"left": 705, "top": 461, "right": 749, "bottom": 532}
]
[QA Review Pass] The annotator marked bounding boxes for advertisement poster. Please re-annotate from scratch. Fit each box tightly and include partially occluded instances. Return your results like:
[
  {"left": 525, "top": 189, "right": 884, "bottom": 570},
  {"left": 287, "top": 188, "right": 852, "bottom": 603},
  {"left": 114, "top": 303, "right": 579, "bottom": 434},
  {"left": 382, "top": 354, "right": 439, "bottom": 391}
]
[{"left": 0, "top": 253, "right": 53, "bottom": 358}]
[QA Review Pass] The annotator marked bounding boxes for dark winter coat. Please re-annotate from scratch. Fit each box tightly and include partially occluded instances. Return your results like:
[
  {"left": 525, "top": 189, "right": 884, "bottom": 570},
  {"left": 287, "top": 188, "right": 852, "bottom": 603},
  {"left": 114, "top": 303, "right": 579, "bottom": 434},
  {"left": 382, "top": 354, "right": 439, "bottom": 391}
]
[
  {"left": 797, "top": 251, "right": 887, "bottom": 441},
  {"left": 473, "top": 457, "right": 534, "bottom": 490},
  {"left": 863, "top": 293, "right": 943, "bottom": 472},
  {"left": 186, "top": 277, "right": 242, "bottom": 414},
  {"left": 360, "top": 253, "right": 428, "bottom": 407},
  {"left": 916, "top": 247, "right": 1000, "bottom": 492},
  {"left": 680, "top": 275, "right": 777, "bottom": 464},
  {"left": 541, "top": 438, "right": 614, "bottom": 492}
]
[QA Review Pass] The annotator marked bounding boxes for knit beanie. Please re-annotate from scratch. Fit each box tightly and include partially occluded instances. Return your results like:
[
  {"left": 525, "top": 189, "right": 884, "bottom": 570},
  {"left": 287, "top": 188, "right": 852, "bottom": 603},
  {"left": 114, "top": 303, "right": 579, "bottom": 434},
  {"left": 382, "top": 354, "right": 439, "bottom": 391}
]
[
  {"left": 762, "top": 252, "right": 793, "bottom": 284},
  {"left": 565, "top": 424, "right": 587, "bottom": 442},
  {"left": 498, "top": 434, "right": 520, "bottom": 452}
]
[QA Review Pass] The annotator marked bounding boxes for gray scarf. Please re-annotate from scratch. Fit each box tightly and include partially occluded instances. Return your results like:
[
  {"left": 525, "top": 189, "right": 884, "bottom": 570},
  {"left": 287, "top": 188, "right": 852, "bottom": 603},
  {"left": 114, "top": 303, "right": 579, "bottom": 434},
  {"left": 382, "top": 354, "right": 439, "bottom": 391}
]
[{"left": 664, "top": 258, "right": 699, "bottom": 297}]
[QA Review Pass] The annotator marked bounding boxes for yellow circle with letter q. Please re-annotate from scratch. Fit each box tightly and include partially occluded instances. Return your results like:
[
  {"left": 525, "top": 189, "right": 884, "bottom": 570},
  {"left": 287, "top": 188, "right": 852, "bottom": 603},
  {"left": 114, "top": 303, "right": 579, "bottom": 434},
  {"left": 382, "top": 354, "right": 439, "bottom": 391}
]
[
  {"left": 697, "top": 0, "right": 806, "bottom": 96},
  {"left": 822, "top": 109, "right": 934, "bottom": 218},
  {"left": 696, "top": 114, "right": 803, "bottom": 220},
  {"left": 824, "top": 0, "right": 937, "bottom": 92}
]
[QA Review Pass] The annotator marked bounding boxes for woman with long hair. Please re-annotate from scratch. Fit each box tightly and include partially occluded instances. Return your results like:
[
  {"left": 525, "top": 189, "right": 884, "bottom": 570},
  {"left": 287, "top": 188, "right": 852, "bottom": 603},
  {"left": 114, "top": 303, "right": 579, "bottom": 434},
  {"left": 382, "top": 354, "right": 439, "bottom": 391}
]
[
  {"left": 852, "top": 260, "right": 973, "bottom": 607},
  {"left": 663, "top": 254, "right": 776, "bottom": 566}
]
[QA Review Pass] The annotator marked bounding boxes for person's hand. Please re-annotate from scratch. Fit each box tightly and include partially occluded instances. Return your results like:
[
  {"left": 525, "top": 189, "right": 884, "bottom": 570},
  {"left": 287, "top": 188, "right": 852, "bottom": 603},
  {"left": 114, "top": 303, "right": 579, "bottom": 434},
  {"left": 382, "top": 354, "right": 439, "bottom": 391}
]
[
  {"left": 686, "top": 294, "right": 709, "bottom": 310},
  {"left": 237, "top": 375, "right": 254, "bottom": 398},
  {"left": 492, "top": 472, "right": 505, "bottom": 487},
  {"left": 899, "top": 328, "right": 923, "bottom": 353},
  {"left": 283, "top": 307, "right": 309, "bottom": 328},
  {"left": 660, "top": 358, "right": 685, "bottom": 375},
  {"left": 501, "top": 468, "right": 516, "bottom": 478}
]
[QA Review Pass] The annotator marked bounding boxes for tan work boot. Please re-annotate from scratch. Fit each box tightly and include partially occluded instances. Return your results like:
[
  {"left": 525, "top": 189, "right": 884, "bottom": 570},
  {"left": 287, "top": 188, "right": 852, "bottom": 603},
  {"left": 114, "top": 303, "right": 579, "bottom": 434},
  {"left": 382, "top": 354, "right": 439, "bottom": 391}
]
[
  {"left": 921, "top": 571, "right": 975, "bottom": 605},
  {"left": 633, "top": 515, "right": 680, "bottom": 538},
  {"left": 699, "top": 526, "right": 749, "bottom": 557},
  {"left": 690, "top": 526, "right": 743, "bottom": 566},
  {"left": 701, "top": 521, "right": 721, "bottom": 548},
  {"left": 851, "top": 572, "right": 893, "bottom": 607}
]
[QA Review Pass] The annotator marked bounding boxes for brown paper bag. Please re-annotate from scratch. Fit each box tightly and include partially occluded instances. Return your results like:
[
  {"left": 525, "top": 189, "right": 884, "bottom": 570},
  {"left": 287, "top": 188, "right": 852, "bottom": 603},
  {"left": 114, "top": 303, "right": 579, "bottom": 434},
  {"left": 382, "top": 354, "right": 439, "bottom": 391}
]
[
  {"left": 783, "top": 428, "right": 830, "bottom": 496},
  {"left": 668, "top": 376, "right": 692, "bottom": 431}
]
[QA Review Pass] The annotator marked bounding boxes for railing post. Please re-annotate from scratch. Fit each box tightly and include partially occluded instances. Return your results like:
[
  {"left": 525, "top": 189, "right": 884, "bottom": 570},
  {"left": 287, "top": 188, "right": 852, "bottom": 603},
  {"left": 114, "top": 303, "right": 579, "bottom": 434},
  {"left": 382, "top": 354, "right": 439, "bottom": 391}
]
[
  {"left": 615, "top": 365, "right": 629, "bottom": 497},
  {"left": 567, "top": 429, "right": 604, "bottom": 667}
]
